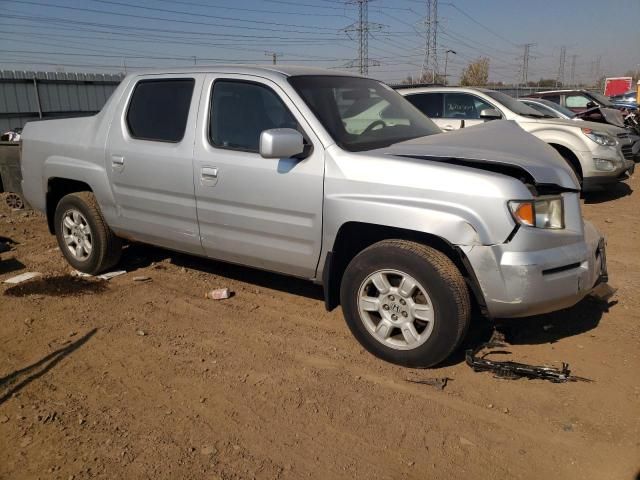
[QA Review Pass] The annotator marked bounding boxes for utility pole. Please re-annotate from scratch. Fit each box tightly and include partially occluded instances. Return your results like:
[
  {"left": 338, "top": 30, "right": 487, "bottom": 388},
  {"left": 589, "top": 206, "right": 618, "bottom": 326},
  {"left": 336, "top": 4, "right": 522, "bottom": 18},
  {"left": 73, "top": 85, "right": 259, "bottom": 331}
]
[
  {"left": 265, "top": 52, "right": 280, "bottom": 65},
  {"left": 342, "top": 0, "right": 382, "bottom": 75},
  {"left": 570, "top": 54, "right": 578, "bottom": 86},
  {"left": 556, "top": 46, "right": 566, "bottom": 87},
  {"left": 520, "top": 43, "right": 535, "bottom": 86},
  {"left": 420, "top": 0, "right": 439, "bottom": 83},
  {"left": 443, "top": 49, "right": 456, "bottom": 85},
  {"left": 192, "top": 56, "right": 197, "bottom": 66}
]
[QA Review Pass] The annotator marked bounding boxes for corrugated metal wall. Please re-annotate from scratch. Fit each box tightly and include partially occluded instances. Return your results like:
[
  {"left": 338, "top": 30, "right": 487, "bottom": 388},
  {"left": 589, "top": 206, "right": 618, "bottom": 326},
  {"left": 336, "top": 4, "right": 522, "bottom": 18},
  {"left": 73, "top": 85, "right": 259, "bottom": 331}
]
[{"left": 0, "top": 70, "right": 124, "bottom": 132}]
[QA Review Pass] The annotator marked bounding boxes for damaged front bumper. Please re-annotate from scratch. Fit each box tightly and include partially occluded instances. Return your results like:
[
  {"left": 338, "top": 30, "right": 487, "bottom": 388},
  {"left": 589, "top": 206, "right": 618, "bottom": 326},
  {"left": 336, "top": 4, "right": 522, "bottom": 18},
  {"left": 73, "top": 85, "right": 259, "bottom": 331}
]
[{"left": 462, "top": 220, "right": 607, "bottom": 318}]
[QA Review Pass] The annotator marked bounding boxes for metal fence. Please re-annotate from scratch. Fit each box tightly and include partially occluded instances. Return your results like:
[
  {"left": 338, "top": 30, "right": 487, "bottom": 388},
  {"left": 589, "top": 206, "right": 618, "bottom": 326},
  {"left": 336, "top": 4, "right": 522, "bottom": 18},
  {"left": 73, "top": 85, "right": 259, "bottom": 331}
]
[{"left": 0, "top": 70, "right": 124, "bottom": 132}]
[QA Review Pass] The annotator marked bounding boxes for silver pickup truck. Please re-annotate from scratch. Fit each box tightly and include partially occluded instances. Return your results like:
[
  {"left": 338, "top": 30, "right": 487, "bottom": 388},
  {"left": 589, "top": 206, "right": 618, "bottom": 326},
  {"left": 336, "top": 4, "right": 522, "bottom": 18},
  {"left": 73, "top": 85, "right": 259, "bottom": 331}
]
[{"left": 20, "top": 66, "right": 608, "bottom": 367}]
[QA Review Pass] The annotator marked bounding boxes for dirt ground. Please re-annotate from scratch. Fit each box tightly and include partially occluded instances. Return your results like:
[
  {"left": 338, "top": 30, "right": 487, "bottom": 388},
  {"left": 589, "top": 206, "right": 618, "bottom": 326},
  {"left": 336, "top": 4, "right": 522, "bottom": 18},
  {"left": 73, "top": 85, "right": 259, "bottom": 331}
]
[{"left": 0, "top": 178, "right": 639, "bottom": 480}]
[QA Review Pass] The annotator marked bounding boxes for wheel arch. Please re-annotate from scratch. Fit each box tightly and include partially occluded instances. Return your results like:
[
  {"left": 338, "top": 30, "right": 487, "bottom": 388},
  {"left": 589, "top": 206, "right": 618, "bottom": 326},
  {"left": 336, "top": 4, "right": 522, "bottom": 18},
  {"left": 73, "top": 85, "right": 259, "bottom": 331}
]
[
  {"left": 321, "top": 221, "right": 487, "bottom": 314},
  {"left": 46, "top": 177, "right": 93, "bottom": 234},
  {"left": 548, "top": 142, "right": 583, "bottom": 180}
]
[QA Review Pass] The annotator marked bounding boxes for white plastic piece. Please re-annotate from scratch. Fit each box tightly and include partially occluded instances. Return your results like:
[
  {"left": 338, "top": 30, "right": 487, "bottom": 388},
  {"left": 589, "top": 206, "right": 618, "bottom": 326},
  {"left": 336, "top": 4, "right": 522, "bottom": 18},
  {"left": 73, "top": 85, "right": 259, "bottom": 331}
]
[{"left": 3, "top": 272, "right": 42, "bottom": 284}]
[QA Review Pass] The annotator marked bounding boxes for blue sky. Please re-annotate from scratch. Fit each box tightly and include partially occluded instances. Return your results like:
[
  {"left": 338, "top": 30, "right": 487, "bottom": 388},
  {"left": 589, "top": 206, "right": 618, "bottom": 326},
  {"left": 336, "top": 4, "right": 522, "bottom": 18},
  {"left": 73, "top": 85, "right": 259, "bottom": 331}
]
[{"left": 0, "top": 0, "right": 638, "bottom": 85}]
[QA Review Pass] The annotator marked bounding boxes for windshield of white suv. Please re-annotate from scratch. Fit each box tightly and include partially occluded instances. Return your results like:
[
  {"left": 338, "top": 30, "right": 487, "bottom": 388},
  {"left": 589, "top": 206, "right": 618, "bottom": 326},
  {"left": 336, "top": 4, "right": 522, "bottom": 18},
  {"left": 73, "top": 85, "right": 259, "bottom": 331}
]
[
  {"left": 288, "top": 76, "right": 442, "bottom": 152},
  {"left": 524, "top": 98, "right": 577, "bottom": 118},
  {"left": 589, "top": 91, "right": 614, "bottom": 107},
  {"left": 483, "top": 90, "right": 548, "bottom": 117}
]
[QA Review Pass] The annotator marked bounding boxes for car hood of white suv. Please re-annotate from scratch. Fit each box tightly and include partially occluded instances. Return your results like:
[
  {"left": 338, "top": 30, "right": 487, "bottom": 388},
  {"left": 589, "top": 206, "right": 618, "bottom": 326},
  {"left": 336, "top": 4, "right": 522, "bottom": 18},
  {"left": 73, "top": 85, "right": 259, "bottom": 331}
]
[{"left": 371, "top": 120, "right": 579, "bottom": 190}]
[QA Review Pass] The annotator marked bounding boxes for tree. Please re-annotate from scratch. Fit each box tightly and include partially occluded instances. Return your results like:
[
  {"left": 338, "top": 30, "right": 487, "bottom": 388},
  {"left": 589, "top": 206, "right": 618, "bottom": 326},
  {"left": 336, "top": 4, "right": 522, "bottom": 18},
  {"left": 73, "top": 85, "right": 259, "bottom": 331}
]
[{"left": 460, "top": 58, "right": 489, "bottom": 86}]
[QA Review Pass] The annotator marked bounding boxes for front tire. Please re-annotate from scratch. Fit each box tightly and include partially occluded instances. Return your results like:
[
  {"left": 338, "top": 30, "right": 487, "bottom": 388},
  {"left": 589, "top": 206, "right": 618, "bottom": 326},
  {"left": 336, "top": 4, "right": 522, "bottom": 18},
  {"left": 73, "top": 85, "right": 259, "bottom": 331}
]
[
  {"left": 54, "top": 191, "right": 122, "bottom": 274},
  {"left": 340, "top": 240, "right": 471, "bottom": 368}
]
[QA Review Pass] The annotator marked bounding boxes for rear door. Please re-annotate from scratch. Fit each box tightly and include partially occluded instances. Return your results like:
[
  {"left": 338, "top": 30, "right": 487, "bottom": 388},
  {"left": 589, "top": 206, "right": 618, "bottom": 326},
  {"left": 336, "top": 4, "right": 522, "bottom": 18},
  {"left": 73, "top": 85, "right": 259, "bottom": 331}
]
[
  {"left": 441, "top": 92, "right": 498, "bottom": 130},
  {"left": 106, "top": 74, "right": 204, "bottom": 254},
  {"left": 192, "top": 75, "right": 324, "bottom": 278}
]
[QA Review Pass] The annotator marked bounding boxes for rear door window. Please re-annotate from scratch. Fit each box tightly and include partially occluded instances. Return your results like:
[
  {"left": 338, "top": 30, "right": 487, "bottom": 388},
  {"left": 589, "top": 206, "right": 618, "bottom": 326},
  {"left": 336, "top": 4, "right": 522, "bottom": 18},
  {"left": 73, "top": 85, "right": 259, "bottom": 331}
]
[
  {"left": 126, "top": 78, "right": 195, "bottom": 142},
  {"left": 443, "top": 93, "right": 493, "bottom": 119},
  {"left": 405, "top": 92, "right": 443, "bottom": 118}
]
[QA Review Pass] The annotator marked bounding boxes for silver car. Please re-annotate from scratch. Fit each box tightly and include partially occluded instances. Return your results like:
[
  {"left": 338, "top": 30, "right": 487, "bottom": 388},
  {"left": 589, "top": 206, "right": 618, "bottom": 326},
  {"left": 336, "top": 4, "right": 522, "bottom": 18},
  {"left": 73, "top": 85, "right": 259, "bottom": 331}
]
[{"left": 20, "top": 67, "right": 608, "bottom": 367}]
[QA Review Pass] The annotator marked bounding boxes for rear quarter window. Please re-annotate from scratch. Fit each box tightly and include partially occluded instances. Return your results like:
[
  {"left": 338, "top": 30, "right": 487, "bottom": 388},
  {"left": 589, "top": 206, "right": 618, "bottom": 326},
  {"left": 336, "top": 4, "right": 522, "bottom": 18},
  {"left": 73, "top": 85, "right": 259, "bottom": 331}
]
[{"left": 126, "top": 78, "right": 195, "bottom": 142}]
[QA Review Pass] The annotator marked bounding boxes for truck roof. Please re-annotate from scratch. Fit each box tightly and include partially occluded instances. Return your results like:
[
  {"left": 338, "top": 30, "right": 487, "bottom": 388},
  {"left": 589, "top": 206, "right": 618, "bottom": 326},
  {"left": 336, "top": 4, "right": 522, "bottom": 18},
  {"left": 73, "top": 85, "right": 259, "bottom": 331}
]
[{"left": 123, "top": 64, "right": 360, "bottom": 80}]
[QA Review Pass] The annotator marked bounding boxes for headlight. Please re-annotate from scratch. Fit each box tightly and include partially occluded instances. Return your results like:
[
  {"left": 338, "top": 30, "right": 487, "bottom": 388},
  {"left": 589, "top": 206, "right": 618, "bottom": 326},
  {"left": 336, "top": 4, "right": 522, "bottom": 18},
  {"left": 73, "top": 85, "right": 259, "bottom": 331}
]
[
  {"left": 508, "top": 197, "right": 564, "bottom": 229},
  {"left": 581, "top": 128, "right": 617, "bottom": 146}
]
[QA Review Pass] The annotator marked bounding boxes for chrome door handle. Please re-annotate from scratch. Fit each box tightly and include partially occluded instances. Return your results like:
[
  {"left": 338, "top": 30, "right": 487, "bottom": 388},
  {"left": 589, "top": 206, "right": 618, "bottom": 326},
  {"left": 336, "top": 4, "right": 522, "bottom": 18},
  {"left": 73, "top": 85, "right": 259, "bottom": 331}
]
[
  {"left": 442, "top": 125, "right": 455, "bottom": 131},
  {"left": 111, "top": 154, "right": 125, "bottom": 166},
  {"left": 201, "top": 167, "right": 218, "bottom": 178}
]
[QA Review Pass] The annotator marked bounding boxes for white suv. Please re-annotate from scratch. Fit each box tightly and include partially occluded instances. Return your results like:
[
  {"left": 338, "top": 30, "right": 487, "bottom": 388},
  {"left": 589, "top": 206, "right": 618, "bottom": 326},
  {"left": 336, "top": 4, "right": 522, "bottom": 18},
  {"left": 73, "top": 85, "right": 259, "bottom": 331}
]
[{"left": 398, "top": 86, "right": 635, "bottom": 191}]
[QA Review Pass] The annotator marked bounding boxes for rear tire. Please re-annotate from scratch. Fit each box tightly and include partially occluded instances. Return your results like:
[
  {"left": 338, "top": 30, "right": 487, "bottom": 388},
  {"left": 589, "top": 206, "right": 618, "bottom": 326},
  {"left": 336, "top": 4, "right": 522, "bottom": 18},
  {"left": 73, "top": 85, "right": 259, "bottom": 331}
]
[
  {"left": 340, "top": 240, "right": 471, "bottom": 368},
  {"left": 54, "top": 191, "right": 122, "bottom": 274}
]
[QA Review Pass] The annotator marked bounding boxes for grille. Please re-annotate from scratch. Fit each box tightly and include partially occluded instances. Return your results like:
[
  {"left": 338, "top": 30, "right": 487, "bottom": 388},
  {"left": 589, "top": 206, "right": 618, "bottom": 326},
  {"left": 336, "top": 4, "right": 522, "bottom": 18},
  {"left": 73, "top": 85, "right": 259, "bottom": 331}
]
[{"left": 621, "top": 144, "right": 634, "bottom": 160}]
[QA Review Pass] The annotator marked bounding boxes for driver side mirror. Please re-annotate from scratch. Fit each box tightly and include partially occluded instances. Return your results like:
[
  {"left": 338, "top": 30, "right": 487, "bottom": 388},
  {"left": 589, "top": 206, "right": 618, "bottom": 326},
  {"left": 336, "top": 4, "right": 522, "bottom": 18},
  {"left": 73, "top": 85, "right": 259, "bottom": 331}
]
[
  {"left": 586, "top": 101, "right": 597, "bottom": 109},
  {"left": 259, "top": 128, "right": 305, "bottom": 159},
  {"left": 479, "top": 108, "right": 501, "bottom": 120}
]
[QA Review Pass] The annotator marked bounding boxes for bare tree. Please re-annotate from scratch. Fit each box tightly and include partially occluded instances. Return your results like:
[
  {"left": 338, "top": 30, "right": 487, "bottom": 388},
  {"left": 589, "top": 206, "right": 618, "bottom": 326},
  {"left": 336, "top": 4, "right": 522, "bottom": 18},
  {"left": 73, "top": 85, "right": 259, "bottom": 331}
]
[{"left": 460, "top": 58, "right": 489, "bottom": 86}]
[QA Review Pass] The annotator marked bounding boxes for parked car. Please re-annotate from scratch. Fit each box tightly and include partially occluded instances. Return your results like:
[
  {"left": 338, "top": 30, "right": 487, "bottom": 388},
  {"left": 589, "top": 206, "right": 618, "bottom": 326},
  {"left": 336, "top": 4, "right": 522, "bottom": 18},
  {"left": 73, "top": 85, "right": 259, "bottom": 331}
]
[
  {"left": 520, "top": 98, "right": 640, "bottom": 161},
  {"left": 519, "top": 97, "right": 579, "bottom": 120},
  {"left": 398, "top": 86, "right": 635, "bottom": 190},
  {"left": 609, "top": 90, "right": 638, "bottom": 110},
  {"left": 21, "top": 66, "right": 608, "bottom": 368},
  {"left": 528, "top": 89, "right": 620, "bottom": 113}
]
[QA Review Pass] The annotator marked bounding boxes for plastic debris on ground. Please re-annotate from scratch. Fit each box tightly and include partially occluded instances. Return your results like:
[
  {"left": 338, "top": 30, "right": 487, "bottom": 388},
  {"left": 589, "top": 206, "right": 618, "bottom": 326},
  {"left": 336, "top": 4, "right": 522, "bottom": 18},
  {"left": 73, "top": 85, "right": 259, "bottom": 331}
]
[
  {"left": 3, "top": 272, "right": 42, "bottom": 284},
  {"left": 72, "top": 270, "right": 127, "bottom": 281},
  {"left": 205, "top": 288, "right": 231, "bottom": 300},
  {"left": 406, "top": 377, "right": 450, "bottom": 390},
  {"left": 465, "top": 342, "right": 592, "bottom": 383}
]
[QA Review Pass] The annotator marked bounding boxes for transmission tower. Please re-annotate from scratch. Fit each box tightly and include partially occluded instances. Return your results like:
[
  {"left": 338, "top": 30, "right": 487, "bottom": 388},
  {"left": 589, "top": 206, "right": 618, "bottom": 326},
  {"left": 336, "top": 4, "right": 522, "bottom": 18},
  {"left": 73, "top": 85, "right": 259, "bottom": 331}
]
[
  {"left": 420, "top": 0, "right": 439, "bottom": 82},
  {"left": 570, "top": 54, "right": 578, "bottom": 85},
  {"left": 520, "top": 43, "right": 535, "bottom": 85},
  {"left": 556, "top": 46, "right": 566, "bottom": 87},
  {"left": 342, "top": 0, "right": 382, "bottom": 75}
]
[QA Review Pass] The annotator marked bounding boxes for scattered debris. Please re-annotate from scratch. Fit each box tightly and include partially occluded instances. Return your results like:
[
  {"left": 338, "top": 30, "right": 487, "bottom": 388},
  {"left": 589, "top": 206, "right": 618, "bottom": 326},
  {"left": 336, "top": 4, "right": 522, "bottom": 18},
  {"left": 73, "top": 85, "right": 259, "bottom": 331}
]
[
  {"left": 205, "top": 288, "right": 231, "bottom": 300},
  {"left": 3, "top": 272, "right": 41, "bottom": 285},
  {"left": 589, "top": 283, "right": 617, "bottom": 302},
  {"left": 465, "top": 343, "right": 592, "bottom": 383},
  {"left": 98, "top": 270, "right": 127, "bottom": 280},
  {"left": 406, "top": 377, "right": 450, "bottom": 390},
  {"left": 459, "top": 436, "right": 475, "bottom": 447},
  {"left": 133, "top": 276, "right": 151, "bottom": 282},
  {"left": 136, "top": 330, "right": 147, "bottom": 336},
  {"left": 72, "top": 270, "right": 126, "bottom": 281}
]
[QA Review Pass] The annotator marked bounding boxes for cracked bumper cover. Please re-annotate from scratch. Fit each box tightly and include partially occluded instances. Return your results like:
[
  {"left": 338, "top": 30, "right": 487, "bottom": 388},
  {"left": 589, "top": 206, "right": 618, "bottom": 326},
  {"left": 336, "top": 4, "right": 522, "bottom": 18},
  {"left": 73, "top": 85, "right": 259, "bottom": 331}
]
[{"left": 462, "top": 220, "right": 606, "bottom": 318}]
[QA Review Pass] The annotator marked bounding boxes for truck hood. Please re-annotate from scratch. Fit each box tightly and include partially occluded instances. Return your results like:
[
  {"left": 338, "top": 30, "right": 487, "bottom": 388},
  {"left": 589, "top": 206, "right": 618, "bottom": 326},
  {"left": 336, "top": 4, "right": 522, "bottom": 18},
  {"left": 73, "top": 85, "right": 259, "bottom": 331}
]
[{"left": 370, "top": 120, "right": 579, "bottom": 190}]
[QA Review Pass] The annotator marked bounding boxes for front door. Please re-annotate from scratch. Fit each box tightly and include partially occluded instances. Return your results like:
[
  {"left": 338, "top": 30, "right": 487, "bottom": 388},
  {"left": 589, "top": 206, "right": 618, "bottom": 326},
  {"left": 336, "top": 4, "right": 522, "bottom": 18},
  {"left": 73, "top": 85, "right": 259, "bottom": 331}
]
[
  {"left": 106, "top": 74, "right": 204, "bottom": 254},
  {"left": 193, "top": 75, "right": 324, "bottom": 279}
]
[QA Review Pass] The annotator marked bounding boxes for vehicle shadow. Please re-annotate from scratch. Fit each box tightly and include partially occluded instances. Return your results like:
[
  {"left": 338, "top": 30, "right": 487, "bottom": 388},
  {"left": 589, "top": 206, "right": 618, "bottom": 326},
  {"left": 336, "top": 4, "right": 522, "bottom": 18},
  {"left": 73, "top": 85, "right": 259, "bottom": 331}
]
[
  {"left": 583, "top": 182, "right": 633, "bottom": 204},
  {"left": 0, "top": 257, "right": 25, "bottom": 275},
  {"left": 440, "top": 295, "right": 612, "bottom": 367},
  {"left": 119, "top": 243, "right": 325, "bottom": 302},
  {"left": 0, "top": 328, "right": 97, "bottom": 405}
]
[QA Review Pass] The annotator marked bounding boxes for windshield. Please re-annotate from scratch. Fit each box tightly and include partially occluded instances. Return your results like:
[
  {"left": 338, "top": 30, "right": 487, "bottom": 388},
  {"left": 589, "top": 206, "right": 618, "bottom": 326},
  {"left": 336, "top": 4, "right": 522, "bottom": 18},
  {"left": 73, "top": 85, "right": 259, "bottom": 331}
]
[
  {"left": 589, "top": 91, "right": 614, "bottom": 107},
  {"left": 288, "top": 75, "right": 441, "bottom": 152},
  {"left": 526, "top": 98, "right": 576, "bottom": 118},
  {"left": 484, "top": 90, "right": 546, "bottom": 117}
]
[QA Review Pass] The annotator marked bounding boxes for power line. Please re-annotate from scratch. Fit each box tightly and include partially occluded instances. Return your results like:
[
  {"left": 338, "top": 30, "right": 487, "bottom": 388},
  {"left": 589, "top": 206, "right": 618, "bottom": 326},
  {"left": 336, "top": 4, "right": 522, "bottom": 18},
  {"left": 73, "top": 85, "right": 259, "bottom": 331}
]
[
  {"left": 342, "top": 0, "right": 382, "bottom": 75},
  {"left": 420, "top": 0, "right": 438, "bottom": 81},
  {"left": 520, "top": 43, "right": 535, "bottom": 85},
  {"left": 556, "top": 46, "right": 566, "bottom": 87}
]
